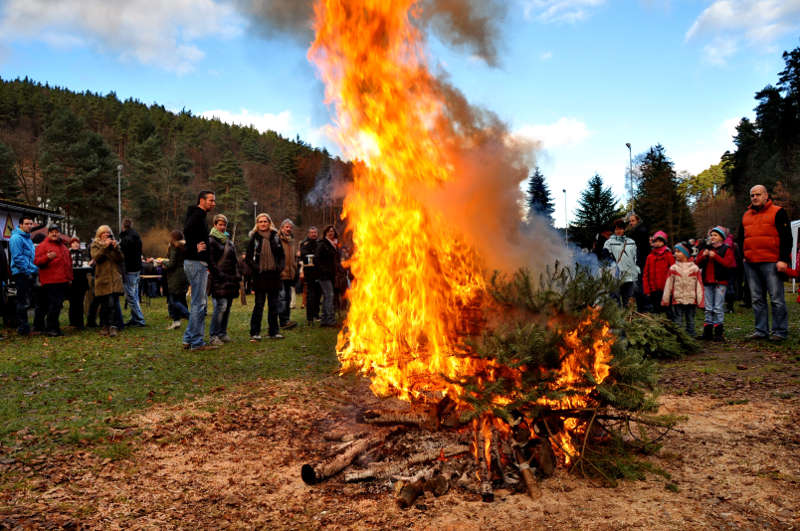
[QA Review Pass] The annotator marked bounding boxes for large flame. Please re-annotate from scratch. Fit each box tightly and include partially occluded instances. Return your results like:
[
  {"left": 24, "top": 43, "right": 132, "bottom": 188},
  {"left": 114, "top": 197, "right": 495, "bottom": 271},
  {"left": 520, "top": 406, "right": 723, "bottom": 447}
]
[{"left": 309, "top": 0, "right": 614, "bottom": 464}]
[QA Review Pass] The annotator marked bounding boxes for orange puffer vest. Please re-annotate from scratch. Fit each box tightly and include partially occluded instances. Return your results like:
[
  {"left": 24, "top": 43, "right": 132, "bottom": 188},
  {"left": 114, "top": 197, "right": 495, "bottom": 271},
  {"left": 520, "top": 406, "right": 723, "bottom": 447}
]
[{"left": 742, "top": 200, "right": 781, "bottom": 263}]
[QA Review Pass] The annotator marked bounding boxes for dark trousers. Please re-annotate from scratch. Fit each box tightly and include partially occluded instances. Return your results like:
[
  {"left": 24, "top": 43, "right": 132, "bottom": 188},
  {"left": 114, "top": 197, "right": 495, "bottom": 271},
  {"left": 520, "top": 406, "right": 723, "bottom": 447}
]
[
  {"left": 250, "top": 288, "right": 280, "bottom": 337},
  {"left": 613, "top": 281, "right": 635, "bottom": 308},
  {"left": 648, "top": 291, "right": 668, "bottom": 314},
  {"left": 33, "top": 284, "right": 46, "bottom": 331},
  {"left": 44, "top": 282, "right": 68, "bottom": 333},
  {"left": 279, "top": 279, "right": 294, "bottom": 325},
  {"left": 68, "top": 281, "right": 87, "bottom": 328},
  {"left": 13, "top": 273, "right": 34, "bottom": 334},
  {"left": 87, "top": 296, "right": 100, "bottom": 326},
  {"left": 97, "top": 294, "right": 120, "bottom": 328},
  {"left": 305, "top": 278, "right": 321, "bottom": 323}
]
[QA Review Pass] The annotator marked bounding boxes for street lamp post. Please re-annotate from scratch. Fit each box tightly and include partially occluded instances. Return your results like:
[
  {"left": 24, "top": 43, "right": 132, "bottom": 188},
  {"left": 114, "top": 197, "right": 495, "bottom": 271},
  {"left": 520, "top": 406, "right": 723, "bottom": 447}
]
[
  {"left": 562, "top": 188, "right": 568, "bottom": 244},
  {"left": 625, "top": 143, "right": 633, "bottom": 208},
  {"left": 117, "top": 164, "right": 123, "bottom": 233},
  {"left": 253, "top": 201, "right": 258, "bottom": 223}
]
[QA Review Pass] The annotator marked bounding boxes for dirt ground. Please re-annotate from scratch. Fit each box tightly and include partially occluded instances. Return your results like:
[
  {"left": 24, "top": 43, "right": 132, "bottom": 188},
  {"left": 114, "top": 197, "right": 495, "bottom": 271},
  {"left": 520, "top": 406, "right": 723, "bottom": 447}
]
[{"left": 2, "top": 343, "right": 799, "bottom": 530}]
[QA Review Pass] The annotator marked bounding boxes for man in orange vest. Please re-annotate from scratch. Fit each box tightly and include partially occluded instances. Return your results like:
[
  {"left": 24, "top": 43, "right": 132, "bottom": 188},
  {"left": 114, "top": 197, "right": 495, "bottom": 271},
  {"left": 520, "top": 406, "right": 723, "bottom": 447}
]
[{"left": 737, "top": 184, "right": 792, "bottom": 341}]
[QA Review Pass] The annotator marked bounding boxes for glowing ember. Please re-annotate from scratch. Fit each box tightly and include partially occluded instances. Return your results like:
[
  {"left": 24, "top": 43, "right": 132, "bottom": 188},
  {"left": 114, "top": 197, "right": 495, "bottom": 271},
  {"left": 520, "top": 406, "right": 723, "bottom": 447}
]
[{"left": 308, "top": 0, "right": 614, "bottom": 466}]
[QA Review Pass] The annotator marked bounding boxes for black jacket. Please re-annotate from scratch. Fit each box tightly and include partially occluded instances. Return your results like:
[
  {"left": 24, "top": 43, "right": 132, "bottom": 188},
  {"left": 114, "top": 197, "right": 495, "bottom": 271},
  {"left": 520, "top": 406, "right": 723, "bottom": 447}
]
[
  {"left": 245, "top": 230, "right": 285, "bottom": 293},
  {"left": 119, "top": 228, "right": 143, "bottom": 273},
  {"left": 316, "top": 238, "right": 339, "bottom": 282},
  {"left": 299, "top": 237, "right": 319, "bottom": 281},
  {"left": 183, "top": 206, "right": 210, "bottom": 262},
  {"left": 208, "top": 235, "right": 241, "bottom": 299},
  {"left": 628, "top": 222, "right": 650, "bottom": 269}
]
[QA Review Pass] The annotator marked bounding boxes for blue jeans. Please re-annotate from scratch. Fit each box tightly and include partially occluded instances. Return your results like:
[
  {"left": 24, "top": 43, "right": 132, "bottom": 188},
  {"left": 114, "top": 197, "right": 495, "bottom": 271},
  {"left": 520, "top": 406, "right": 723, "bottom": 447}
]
[
  {"left": 13, "top": 273, "right": 34, "bottom": 334},
  {"left": 670, "top": 304, "right": 696, "bottom": 336},
  {"left": 703, "top": 284, "right": 726, "bottom": 325},
  {"left": 744, "top": 262, "right": 788, "bottom": 338},
  {"left": 182, "top": 260, "right": 209, "bottom": 347},
  {"left": 210, "top": 296, "right": 233, "bottom": 338},
  {"left": 167, "top": 293, "right": 190, "bottom": 321},
  {"left": 123, "top": 271, "right": 145, "bottom": 325},
  {"left": 279, "top": 279, "right": 294, "bottom": 325},
  {"left": 319, "top": 279, "right": 335, "bottom": 325}
]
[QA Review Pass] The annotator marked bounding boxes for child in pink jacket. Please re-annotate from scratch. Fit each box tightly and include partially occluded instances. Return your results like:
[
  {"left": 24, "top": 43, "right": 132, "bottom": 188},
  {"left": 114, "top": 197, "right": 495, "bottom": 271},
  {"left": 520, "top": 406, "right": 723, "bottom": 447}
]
[{"left": 661, "top": 242, "right": 704, "bottom": 336}]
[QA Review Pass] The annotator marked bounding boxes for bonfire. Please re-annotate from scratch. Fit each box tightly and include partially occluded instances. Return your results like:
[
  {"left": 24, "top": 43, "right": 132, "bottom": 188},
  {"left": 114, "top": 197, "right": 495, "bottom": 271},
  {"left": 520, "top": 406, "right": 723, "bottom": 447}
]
[{"left": 301, "top": 0, "right": 680, "bottom": 504}]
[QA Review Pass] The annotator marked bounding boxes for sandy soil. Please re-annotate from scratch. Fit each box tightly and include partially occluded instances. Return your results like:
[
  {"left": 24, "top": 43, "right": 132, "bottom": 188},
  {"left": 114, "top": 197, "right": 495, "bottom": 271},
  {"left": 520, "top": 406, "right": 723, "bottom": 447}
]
[{"left": 1, "top": 344, "right": 799, "bottom": 530}]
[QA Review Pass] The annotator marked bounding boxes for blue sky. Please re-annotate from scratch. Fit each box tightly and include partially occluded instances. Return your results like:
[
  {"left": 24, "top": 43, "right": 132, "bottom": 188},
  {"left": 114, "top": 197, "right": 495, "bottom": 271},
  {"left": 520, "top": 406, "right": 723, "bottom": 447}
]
[{"left": 1, "top": 0, "right": 799, "bottom": 227}]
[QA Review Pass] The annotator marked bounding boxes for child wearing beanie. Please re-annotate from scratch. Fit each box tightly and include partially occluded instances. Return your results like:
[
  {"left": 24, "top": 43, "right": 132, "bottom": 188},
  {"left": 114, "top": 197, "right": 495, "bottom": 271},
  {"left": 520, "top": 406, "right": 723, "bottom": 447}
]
[
  {"left": 662, "top": 242, "right": 704, "bottom": 335},
  {"left": 643, "top": 230, "right": 675, "bottom": 314},
  {"left": 695, "top": 226, "right": 736, "bottom": 341}
]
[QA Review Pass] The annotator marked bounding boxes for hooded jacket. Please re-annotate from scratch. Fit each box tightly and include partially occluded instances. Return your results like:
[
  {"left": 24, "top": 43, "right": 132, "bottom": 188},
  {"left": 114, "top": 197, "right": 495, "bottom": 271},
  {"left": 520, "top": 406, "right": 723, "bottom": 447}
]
[
  {"left": 643, "top": 245, "right": 675, "bottom": 295},
  {"left": 695, "top": 243, "right": 736, "bottom": 285},
  {"left": 9, "top": 227, "right": 38, "bottom": 275},
  {"left": 34, "top": 237, "right": 73, "bottom": 285},
  {"left": 661, "top": 261, "right": 704, "bottom": 307},
  {"left": 602, "top": 234, "right": 639, "bottom": 284}
]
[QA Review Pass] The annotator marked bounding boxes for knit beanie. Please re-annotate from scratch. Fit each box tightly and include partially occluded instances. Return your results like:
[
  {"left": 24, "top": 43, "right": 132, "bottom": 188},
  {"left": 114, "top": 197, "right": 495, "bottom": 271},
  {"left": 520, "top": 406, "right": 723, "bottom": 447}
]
[
  {"left": 710, "top": 226, "right": 727, "bottom": 239},
  {"left": 674, "top": 243, "right": 690, "bottom": 259},
  {"left": 652, "top": 230, "right": 668, "bottom": 243}
]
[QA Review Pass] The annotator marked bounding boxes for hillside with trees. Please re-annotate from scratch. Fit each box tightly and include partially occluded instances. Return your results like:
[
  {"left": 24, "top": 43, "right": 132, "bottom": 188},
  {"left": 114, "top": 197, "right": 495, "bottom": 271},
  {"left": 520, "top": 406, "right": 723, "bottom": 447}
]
[{"left": 0, "top": 76, "right": 351, "bottom": 245}]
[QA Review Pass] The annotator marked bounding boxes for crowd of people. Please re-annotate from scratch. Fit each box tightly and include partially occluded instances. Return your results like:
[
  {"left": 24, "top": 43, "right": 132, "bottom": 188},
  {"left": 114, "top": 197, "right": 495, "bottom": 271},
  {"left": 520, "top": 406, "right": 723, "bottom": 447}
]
[
  {"left": 596, "top": 184, "right": 797, "bottom": 342},
  {"left": 0, "top": 190, "right": 352, "bottom": 347},
  {"left": 1, "top": 184, "right": 796, "bottom": 345}
]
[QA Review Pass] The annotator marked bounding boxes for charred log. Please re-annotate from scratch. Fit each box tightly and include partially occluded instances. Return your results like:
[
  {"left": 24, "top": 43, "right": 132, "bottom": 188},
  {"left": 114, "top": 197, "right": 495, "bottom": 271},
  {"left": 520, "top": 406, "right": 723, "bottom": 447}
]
[{"left": 344, "top": 444, "right": 469, "bottom": 482}]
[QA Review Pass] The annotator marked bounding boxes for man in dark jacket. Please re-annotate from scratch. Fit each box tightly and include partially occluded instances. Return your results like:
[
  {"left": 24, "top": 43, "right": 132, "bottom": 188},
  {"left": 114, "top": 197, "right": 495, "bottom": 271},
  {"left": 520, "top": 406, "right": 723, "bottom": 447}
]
[
  {"left": 736, "top": 184, "right": 792, "bottom": 341},
  {"left": 299, "top": 226, "right": 320, "bottom": 325},
  {"left": 627, "top": 212, "right": 650, "bottom": 312},
  {"left": 0, "top": 241, "right": 10, "bottom": 340},
  {"left": 119, "top": 218, "right": 146, "bottom": 327},
  {"left": 182, "top": 190, "right": 217, "bottom": 350},
  {"left": 9, "top": 216, "right": 38, "bottom": 336}
]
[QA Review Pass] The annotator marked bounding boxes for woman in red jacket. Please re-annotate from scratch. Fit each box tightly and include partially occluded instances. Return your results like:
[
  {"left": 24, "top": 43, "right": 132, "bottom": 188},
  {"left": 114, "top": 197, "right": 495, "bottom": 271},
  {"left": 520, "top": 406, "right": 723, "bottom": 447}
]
[
  {"left": 33, "top": 225, "right": 73, "bottom": 337},
  {"left": 695, "top": 226, "right": 737, "bottom": 341}
]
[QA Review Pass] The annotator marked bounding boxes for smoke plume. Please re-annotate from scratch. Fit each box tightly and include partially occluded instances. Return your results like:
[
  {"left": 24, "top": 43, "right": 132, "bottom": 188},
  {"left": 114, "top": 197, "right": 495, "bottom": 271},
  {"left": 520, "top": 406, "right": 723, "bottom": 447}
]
[{"left": 236, "top": 0, "right": 504, "bottom": 65}]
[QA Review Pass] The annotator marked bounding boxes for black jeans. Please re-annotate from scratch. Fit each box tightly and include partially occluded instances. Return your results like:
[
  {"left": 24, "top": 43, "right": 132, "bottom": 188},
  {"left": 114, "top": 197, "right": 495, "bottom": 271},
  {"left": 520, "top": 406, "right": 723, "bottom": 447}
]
[
  {"left": 44, "top": 282, "right": 67, "bottom": 333},
  {"left": 68, "top": 275, "right": 87, "bottom": 328},
  {"left": 250, "top": 288, "right": 280, "bottom": 337},
  {"left": 13, "top": 273, "right": 34, "bottom": 334},
  {"left": 305, "top": 277, "right": 321, "bottom": 323},
  {"left": 97, "top": 294, "right": 121, "bottom": 328}
]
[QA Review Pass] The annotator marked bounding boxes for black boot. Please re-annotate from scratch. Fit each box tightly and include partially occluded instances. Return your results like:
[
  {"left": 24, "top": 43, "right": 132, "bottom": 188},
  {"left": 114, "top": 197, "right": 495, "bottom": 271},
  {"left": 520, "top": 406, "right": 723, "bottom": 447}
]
[
  {"left": 698, "top": 323, "right": 713, "bottom": 341},
  {"left": 713, "top": 324, "right": 724, "bottom": 342}
]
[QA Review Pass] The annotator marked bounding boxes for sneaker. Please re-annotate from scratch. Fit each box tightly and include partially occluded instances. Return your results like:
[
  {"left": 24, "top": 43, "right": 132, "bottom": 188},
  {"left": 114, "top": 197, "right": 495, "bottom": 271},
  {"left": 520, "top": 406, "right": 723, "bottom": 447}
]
[
  {"left": 746, "top": 332, "right": 768, "bottom": 340},
  {"left": 209, "top": 336, "right": 224, "bottom": 347},
  {"left": 166, "top": 320, "right": 182, "bottom": 330},
  {"left": 46, "top": 330, "right": 64, "bottom": 337},
  {"left": 268, "top": 334, "right": 285, "bottom": 340},
  {"left": 220, "top": 335, "right": 233, "bottom": 343},
  {"left": 250, "top": 335, "right": 262, "bottom": 342},
  {"left": 109, "top": 326, "right": 119, "bottom": 337},
  {"left": 126, "top": 320, "right": 146, "bottom": 328},
  {"left": 769, "top": 334, "right": 786, "bottom": 342},
  {"left": 281, "top": 321, "right": 298, "bottom": 330}
]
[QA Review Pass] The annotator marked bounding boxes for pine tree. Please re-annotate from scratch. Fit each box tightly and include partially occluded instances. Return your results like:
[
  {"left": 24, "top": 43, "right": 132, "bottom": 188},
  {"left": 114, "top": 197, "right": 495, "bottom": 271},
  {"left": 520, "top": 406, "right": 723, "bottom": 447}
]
[
  {"left": 0, "top": 141, "right": 22, "bottom": 199},
  {"left": 525, "top": 167, "right": 554, "bottom": 223},
  {"left": 569, "top": 174, "right": 623, "bottom": 251},
  {"left": 634, "top": 145, "right": 695, "bottom": 243},
  {"left": 38, "top": 108, "right": 119, "bottom": 238},
  {"left": 209, "top": 151, "right": 249, "bottom": 242}
]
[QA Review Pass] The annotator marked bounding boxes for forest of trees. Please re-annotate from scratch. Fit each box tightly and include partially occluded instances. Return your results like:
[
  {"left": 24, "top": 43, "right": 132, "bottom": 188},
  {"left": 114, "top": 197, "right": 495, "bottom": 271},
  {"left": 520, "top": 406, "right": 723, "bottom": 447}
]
[{"left": 0, "top": 77, "right": 351, "bottom": 247}]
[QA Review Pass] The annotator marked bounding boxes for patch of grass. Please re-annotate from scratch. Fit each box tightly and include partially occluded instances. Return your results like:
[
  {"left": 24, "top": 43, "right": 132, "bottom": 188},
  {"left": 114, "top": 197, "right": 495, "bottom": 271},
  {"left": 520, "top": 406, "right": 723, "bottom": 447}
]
[
  {"left": 706, "top": 293, "right": 800, "bottom": 350},
  {"left": 726, "top": 398, "right": 749, "bottom": 405},
  {"left": 665, "top": 482, "right": 680, "bottom": 493},
  {"left": 94, "top": 441, "right": 133, "bottom": 461},
  {"left": 0, "top": 301, "right": 339, "bottom": 455}
]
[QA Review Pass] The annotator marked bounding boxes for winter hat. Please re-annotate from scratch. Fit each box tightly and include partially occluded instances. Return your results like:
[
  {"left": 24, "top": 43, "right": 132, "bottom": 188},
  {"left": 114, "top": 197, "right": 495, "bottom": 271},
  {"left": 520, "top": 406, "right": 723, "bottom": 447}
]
[
  {"left": 674, "top": 243, "right": 690, "bottom": 259},
  {"left": 652, "top": 230, "right": 668, "bottom": 243},
  {"left": 710, "top": 226, "right": 727, "bottom": 239}
]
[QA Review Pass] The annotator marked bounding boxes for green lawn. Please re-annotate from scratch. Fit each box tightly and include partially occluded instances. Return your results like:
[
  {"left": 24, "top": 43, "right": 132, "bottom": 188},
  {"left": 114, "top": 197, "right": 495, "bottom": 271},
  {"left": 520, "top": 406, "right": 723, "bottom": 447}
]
[{"left": 0, "top": 298, "right": 340, "bottom": 457}]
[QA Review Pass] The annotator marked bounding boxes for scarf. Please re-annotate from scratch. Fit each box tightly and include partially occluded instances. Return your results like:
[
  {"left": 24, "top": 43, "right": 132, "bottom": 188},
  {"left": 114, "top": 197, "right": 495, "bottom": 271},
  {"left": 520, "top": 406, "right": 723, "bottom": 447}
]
[
  {"left": 257, "top": 230, "right": 276, "bottom": 272},
  {"left": 210, "top": 227, "right": 228, "bottom": 243}
]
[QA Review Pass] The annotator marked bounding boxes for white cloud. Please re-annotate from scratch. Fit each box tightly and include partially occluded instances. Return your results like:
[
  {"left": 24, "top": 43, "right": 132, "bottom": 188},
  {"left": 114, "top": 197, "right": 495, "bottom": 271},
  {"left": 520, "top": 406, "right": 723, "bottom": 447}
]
[
  {"left": 199, "top": 108, "right": 333, "bottom": 151},
  {"left": 685, "top": 0, "right": 800, "bottom": 65},
  {"left": 0, "top": 0, "right": 243, "bottom": 74},
  {"left": 539, "top": 50, "right": 553, "bottom": 61},
  {"left": 515, "top": 117, "right": 591, "bottom": 149},
  {"left": 520, "top": 0, "right": 605, "bottom": 23}
]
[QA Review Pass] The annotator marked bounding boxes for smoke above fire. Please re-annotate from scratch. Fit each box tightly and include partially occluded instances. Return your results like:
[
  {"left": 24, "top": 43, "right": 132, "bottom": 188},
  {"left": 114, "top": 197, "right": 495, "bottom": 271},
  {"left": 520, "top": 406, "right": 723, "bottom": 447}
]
[{"left": 239, "top": 0, "right": 568, "bottom": 275}]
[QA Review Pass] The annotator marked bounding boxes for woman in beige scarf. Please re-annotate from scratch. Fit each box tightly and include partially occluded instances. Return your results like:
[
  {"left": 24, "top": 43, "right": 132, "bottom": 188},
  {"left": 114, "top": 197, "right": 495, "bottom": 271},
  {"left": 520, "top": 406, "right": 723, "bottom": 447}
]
[{"left": 244, "top": 213, "right": 285, "bottom": 340}]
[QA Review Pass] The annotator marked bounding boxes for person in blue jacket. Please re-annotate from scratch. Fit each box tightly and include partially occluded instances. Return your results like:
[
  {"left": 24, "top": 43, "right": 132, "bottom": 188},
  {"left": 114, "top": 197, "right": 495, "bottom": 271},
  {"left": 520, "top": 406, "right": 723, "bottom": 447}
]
[{"left": 9, "top": 216, "right": 38, "bottom": 336}]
